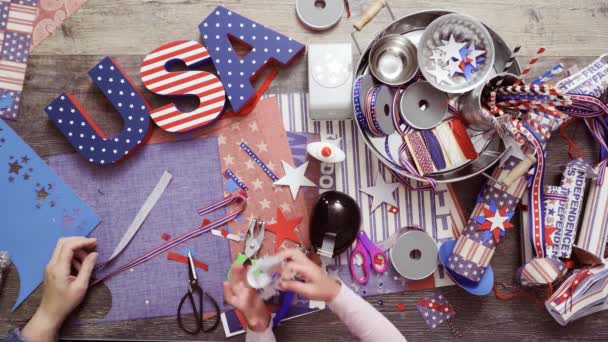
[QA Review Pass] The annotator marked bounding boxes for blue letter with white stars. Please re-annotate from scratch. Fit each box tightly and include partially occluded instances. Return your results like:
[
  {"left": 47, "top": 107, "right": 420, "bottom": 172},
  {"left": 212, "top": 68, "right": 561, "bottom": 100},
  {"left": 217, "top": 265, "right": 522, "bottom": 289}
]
[{"left": 45, "top": 57, "right": 152, "bottom": 165}]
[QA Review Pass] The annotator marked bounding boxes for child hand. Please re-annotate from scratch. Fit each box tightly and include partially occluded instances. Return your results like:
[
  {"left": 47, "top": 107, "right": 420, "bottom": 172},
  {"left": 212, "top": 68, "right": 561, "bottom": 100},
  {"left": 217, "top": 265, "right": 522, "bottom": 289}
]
[
  {"left": 23, "top": 237, "right": 98, "bottom": 342},
  {"left": 277, "top": 248, "right": 341, "bottom": 302},
  {"left": 223, "top": 265, "right": 271, "bottom": 332}
]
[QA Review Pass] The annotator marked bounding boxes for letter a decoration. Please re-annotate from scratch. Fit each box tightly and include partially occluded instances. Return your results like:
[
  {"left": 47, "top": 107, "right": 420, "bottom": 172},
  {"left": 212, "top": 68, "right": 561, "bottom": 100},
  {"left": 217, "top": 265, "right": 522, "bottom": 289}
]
[
  {"left": 199, "top": 6, "right": 305, "bottom": 114},
  {"left": 45, "top": 57, "right": 152, "bottom": 165},
  {"left": 141, "top": 40, "right": 226, "bottom": 133}
]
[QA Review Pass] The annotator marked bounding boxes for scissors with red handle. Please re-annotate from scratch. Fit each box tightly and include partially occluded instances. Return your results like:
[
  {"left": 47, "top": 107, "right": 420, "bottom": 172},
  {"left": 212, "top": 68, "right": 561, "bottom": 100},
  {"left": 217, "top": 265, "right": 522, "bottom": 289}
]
[{"left": 349, "top": 231, "right": 388, "bottom": 285}]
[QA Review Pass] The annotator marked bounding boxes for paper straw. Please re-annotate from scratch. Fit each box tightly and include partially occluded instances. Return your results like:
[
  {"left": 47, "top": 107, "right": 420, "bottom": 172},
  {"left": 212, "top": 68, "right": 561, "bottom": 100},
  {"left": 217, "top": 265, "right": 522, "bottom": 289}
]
[
  {"left": 514, "top": 47, "right": 546, "bottom": 85},
  {"left": 530, "top": 63, "right": 564, "bottom": 85},
  {"left": 495, "top": 45, "right": 521, "bottom": 87}
]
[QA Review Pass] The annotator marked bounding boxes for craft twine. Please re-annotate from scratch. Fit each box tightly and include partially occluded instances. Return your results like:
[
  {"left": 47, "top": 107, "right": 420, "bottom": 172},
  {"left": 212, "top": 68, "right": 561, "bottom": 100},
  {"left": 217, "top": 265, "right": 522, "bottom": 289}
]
[{"left": 448, "top": 118, "right": 478, "bottom": 160}]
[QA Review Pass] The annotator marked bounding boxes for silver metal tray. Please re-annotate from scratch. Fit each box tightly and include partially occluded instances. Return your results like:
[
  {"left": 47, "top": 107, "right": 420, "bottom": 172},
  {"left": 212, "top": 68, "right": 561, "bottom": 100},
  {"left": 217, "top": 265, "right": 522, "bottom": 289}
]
[{"left": 354, "top": 10, "right": 521, "bottom": 183}]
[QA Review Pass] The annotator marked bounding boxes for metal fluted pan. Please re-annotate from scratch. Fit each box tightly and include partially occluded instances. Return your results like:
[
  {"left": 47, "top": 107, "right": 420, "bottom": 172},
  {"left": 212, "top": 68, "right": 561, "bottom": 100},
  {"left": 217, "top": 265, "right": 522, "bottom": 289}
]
[{"left": 354, "top": 10, "right": 520, "bottom": 183}]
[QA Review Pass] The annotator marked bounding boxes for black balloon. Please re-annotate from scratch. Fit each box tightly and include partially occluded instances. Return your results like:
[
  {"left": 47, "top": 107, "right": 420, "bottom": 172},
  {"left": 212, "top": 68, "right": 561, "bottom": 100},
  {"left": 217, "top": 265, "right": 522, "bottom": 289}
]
[{"left": 310, "top": 191, "right": 361, "bottom": 257}]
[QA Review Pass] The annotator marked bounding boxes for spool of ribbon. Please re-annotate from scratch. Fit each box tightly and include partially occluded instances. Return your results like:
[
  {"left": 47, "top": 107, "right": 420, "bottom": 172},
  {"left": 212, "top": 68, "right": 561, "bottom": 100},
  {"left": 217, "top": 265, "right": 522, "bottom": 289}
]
[
  {"left": 364, "top": 85, "right": 395, "bottom": 136},
  {"left": 92, "top": 194, "right": 246, "bottom": 286},
  {"left": 447, "top": 118, "right": 478, "bottom": 160},
  {"left": 353, "top": 75, "right": 370, "bottom": 130},
  {"left": 421, "top": 129, "right": 446, "bottom": 170},
  {"left": 392, "top": 87, "right": 407, "bottom": 135},
  {"left": 404, "top": 130, "right": 435, "bottom": 175}
]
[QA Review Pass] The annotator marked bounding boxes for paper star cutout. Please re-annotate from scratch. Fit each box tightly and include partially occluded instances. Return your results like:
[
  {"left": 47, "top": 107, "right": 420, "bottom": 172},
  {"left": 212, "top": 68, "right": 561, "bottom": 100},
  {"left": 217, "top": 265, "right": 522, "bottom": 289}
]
[
  {"left": 474, "top": 200, "right": 515, "bottom": 243},
  {"left": 36, "top": 188, "right": 49, "bottom": 201},
  {"left": 274, "top": 161, "right": 316, "bottom": 200},
  {"left": 265, "top": 208, "right": 302, "bottom": 249},
  {"left": 427, "top": 65, "right": 452, "bottom": 85},
  {"left": 459, "top": 46, "right": 472, "bottom": 63},
  {"left": 359, "top": 173, "right": 399, "bottom": 212},
  {"left": 445, "top": 59, "right": 464, "bottom": 77},
  {"left": 437, "top": 34, "right": 467, "bottom": 62},
  {"left": 465, "top": 42, "right": 486, "bottom": 68},
  {"left": 8, "top": 160, "right": 22, "bottom": 174}
]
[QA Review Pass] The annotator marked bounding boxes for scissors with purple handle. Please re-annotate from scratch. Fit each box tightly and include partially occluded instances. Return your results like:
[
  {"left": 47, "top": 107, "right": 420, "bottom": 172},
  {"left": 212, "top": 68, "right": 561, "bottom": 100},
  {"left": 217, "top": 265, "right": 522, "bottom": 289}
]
[{"left": 349, "top": 231, "right": 388, "bottom": 285}]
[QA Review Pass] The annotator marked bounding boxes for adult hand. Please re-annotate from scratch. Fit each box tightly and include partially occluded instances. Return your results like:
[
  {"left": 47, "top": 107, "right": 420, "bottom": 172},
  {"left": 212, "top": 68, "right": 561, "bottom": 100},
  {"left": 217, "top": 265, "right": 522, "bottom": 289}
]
[
  {"left": 277, "top": 248, "right": 341, "bottom": 302},
  {"left": 22, "top": 237, "right": 98, "bottom": 342},
  {"left": 223, "top": 265, "right": 271, "bottom": 332}
]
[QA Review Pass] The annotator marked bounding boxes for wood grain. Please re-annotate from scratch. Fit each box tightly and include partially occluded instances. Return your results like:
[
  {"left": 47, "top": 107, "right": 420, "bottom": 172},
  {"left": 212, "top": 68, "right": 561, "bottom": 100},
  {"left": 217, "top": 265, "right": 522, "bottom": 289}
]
[{"left": 2, "top": 0, "right": 608, "bottom": 340}]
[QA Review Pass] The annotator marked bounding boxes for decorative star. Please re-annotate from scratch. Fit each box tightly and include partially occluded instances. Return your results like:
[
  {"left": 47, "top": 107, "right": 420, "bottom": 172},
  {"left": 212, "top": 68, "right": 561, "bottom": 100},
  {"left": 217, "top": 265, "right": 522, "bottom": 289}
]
[
  {"left": 257, "top": 142, "right": 268, "bottom": 153},
  {"left": 252, "top": 178, "right": 263, "bottom": 190},
  {"left": 437, "top": 34, "right": 467, "bottom": 62},
  {"left": 231, "top": 122, "right": 240, "bottom": 130},
  {"left": 223, "top": 154, "right": 234, "bottom": 166},
  {"left": 465, "top": 42, "right": 486, "bottom": 68},
  {"left": 21, "top": 155, "right": 29, "bottom": 164},
  {"left": 8, "top": 160, "right": 22, "bottom": 174},
  {"left": 445, "top": 59, "right": 464, "bottom": 77},
  {"left": 359, "top": 173, "right": 399, "bottom": 212},
  {"left": 217, "top": 134, "right": 226, "bottom": 145},
  {"left": 249, "top": 122, "right": 259, "bottom": 132},
  {"left": 265, "top": 208, "right": 302, "bottom": 249},
  {"left": 427, "top": 65, "right": 452, "bottom": 85},
  {"left": 259, "top": 198, "right": 271, "bottom": 210},
  {"left": 245, "top": 159, "right": 255, "bottom": 170},
  {"left": 36, "top": 188, "right": 49, "bottom": 201},
  {"left": 544, "top": 225, "right": 558, "bottom": 247},
  {"left": 474, "top": 200, "right": 515, "bottom": 243},
  {"left": 273, "top": 161, "right": 316, "bottom": 200},
  {"left": 280, "top": 202, "right": 291, "bottom": 213},
  {"left": 23, "top": 173, "right": 29, "bottom": 181}
]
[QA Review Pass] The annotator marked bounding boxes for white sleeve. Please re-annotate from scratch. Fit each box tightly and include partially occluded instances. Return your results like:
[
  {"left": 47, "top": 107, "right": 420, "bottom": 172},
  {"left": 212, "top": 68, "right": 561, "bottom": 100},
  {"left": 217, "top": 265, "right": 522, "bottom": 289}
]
[{"left": 245, "top": 322, "right": 276, "bottom": 342}]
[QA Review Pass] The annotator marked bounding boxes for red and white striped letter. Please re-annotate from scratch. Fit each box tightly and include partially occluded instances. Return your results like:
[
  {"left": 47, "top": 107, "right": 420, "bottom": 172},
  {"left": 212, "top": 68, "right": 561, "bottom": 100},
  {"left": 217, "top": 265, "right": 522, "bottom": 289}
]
[{"left": 141, "top": 40, "right": 226, "bottom": 133}]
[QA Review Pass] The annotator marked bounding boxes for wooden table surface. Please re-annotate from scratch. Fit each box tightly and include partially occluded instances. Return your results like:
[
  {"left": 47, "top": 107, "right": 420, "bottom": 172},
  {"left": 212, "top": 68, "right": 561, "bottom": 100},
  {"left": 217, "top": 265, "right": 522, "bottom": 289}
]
[{"left": 1, "top": 0, "right": 608, "bottom": 341}]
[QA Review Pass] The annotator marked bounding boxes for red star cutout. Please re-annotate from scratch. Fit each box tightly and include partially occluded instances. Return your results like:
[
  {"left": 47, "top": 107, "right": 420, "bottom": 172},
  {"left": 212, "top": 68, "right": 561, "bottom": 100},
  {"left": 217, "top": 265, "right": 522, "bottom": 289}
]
[
  {"left": 265, "top": 208, "right": 302, "bottom": 249},
  {"left": 544, "top": 226, "right": 558, "bottom": 247}
]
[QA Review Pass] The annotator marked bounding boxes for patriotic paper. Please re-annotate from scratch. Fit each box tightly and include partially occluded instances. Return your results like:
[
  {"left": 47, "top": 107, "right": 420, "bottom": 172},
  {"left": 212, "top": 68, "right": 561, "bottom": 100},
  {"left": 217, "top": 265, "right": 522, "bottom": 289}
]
[
  {"left": 277, "top": 93, "right": 467, "bottom": 293},
  {"left": 515, "top": 257, "right": 567, "bottom": 287},
  {"left": 556, "top": 53, "right": 608, "bottom": 98},
  {"left": 49, "top": 138, "right": 231, "bottom": 322},
  {"left": 45, "top": 57, "right": 152, "bottom": 165},
  {"left": 0, "top": 118, "right": 100, "bottom": 309},
  {"left": 0, "top": 0, "right": 37, "bottom": 120},
  {"left": 31, "top": 0, "right": 88, "bottom": 48},
  {"left": 574, "top": 160, "right": 608, "bottom": 265},
  {"left": 446, "top": 155, "right": 528, "bottom": 283},
  {"left": 546, "top": 264, "right": 608, "bottom": 326},
  {"left": 557, "top": 159, "right": 594, "bottom": 258},
  {"left": 199, "top": 6, "right": 305, "bottom": 113},
  {"left": 141, "top": 40, "right": 226, "bottom": 133},
  {"left": 544, "top": 185, "right": 569, "bottom": 258},
  {"left": 416, "top": 293, "right": 455, "bottom": 329}
]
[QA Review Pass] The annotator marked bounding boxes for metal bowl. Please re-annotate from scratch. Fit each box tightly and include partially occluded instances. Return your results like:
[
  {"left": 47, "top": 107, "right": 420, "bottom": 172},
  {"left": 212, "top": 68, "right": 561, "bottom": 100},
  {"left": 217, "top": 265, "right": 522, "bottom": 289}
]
[
  {"left": 368, "top": 34, "right": 418, "bottom": 86},
  {"left": 418, "top": 13, "right": 496, "bottom": 94},
  {"left": 354, "top": 10, "right": 520, "bottom": 183}
]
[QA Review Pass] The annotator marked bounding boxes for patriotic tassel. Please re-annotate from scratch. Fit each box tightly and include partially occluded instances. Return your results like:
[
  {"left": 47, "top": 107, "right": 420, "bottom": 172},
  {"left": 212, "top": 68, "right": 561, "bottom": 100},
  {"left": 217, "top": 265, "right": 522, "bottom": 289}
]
[{"left": 514, "top": 47, "right": 546, "bottom": 85}]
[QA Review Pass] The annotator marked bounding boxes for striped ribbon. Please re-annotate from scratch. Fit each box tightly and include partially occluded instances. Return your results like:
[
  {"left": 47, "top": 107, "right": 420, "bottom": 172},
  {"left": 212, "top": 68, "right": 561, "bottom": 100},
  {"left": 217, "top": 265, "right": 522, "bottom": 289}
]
[
  {"left": 559, "top": 94, "right": 608, "bottom": 118},
  {"left": 530, "top": 63, "right": 564, "bottom": 85},
  {"left": 353, "top": 75, "right": 369, "bottom": 130},
  {"left": 518, "top": 122, "right": 547, "bottom": 258},
  {"left": 392, "top": 88, "right": 407, "bottom": 135},
  {"left": 421, "top": 129, "right": 446, "bottom": 170},
  {"left": 397, "top": 129, "right": 437, "bottom": 188},
  {"left": 92, "top": 194, "right": 246, "bottom": 286},
  {"left": 514, "top": 47, "right": 546, "bottom": 85},
  {"left": 225, "top": 169, "right": 248, "bottom": 191},
  {"left": 240, "top": 142, "right": 279, "bottom": 182},
  {"left": 364, "top": 85, "right": 385, "bottom": 136}
]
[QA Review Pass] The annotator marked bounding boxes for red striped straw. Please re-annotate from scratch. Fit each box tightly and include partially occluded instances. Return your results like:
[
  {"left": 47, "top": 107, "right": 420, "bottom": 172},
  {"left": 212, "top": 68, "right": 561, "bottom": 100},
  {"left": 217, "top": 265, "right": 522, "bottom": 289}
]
[
  {"left": 514, "top": 47, "right": 546, "bottom": 85},
  {"left": 490, "top": 91, "right": 497, "bottom": 115},
  {"left": 494, "top": 45, "right": 521, "bottom": 87}
]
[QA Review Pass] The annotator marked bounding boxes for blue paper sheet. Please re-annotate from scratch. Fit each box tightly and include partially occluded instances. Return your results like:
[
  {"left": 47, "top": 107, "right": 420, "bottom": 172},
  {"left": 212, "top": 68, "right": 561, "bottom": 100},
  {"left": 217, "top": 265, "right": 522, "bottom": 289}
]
[{"left": 0, "top": 119, "right": 100, "bottom": 310}]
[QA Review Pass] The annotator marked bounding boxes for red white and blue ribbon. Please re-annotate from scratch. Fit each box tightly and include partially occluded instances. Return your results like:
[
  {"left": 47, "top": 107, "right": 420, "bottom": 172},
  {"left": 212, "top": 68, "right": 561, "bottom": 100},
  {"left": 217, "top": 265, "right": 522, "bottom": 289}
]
[
  {"left": 225, "top": 169, "right": 248, "bottom": 191},
  {"left": 518, "top": 122, "right": 547, "bottom": 258},
  {"left": 353, "top": 76, "right": 369, "bottom": 130},
  {"left": 364, "top": 85, "right": 384, "bottom": 136},
  {"left": 92, "top": 194, "right": 246, "bottom": 286},
  {"left": 240, "top": 142, "right": 278, "bottom": 181}
]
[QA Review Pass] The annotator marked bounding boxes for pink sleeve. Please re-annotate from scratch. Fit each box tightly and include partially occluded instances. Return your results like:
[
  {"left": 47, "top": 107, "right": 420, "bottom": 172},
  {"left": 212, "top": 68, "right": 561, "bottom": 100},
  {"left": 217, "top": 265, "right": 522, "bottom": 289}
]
[
  {"left": 246, "top": 322, "right": 276, "bottom": 342},
  {"left": 328, "top": 282, "right": 406, "bottom": 342}
]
